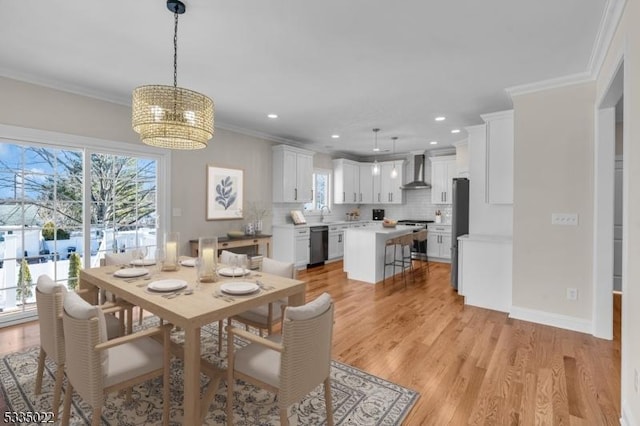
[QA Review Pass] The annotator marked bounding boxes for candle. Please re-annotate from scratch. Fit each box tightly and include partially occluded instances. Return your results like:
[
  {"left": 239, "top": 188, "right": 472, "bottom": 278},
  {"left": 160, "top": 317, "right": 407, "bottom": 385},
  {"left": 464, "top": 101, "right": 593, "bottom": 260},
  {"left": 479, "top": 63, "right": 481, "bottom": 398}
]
[
  {"left": 165, "top": 242, "right": 177, "bottom": 265},
  {"left": 201, "top": 247, "right": 215, "bottom": 278}
]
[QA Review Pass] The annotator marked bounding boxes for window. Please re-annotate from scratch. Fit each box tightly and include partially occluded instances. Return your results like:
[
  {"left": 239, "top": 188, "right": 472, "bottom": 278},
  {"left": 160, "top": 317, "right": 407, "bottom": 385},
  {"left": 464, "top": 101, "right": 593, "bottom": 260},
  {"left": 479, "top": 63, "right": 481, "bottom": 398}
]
[
  {"left": 304, "top": 169, "right": 331, "bottom": 212},
  {"left": 0, "top": 130, "right": 166, "bottom": 327}
]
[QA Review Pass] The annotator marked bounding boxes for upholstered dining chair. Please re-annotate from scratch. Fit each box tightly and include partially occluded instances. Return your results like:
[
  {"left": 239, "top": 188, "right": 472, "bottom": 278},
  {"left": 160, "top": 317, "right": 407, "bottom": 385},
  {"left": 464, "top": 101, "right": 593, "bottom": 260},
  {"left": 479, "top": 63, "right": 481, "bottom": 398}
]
[
  {"left": 218, "top": 249, "right": 248, "bottom": 266},
  {"left": 230, "top": 257, "right": 295, "bottom": 334},
  {"left": 103, "top": 251, "right": 142, "bottom": 325},
  {"left": 61, "top": 291, "right": 172, "bottom": 426},
  {"left": 224, "top": 292, "right": 335, "bottom": 426},
  {"left": 34, "top": 275, "right": 125, "bottom": 418}
]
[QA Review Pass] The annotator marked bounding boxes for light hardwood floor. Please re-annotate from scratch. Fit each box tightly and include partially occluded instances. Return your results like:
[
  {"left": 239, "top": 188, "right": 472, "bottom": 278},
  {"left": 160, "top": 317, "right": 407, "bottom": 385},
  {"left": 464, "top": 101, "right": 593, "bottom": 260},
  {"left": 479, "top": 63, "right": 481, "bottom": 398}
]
[{"left": 0, "top": 260, "right": 621, "bottom": 425}]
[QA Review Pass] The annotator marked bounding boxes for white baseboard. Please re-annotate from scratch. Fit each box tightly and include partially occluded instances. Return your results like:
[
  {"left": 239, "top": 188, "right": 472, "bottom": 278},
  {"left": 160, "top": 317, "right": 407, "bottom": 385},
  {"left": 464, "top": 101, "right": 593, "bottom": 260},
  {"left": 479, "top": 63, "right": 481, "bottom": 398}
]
[
  {"left": 509, "top": 306, "right": 592, "bottom": 334},
  {"left": 621, "top": 400, "right": 639, "bottom": 426}
]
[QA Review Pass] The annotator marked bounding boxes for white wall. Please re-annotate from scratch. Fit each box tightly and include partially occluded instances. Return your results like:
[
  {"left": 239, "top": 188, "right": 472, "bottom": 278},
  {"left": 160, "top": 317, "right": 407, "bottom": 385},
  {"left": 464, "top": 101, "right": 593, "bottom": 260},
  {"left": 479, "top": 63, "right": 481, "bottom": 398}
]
[
  {"left": 511, "top": 82, "right": 595, "bottom": 321},
  {"left": 170, "top": 128, "right": 277, "bottom": 253},
  {"left": 0, "top": 77, "right": 139, "bottom": 144}
]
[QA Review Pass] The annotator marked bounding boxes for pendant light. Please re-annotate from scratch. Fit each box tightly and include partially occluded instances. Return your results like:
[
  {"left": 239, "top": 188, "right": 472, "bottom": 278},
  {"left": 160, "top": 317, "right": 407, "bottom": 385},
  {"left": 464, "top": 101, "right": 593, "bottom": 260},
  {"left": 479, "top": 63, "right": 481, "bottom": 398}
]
[
  {"left": 132, "top": 0, "right": 214, "bottom": 150},
  {"left": 390, "top": 137, "right": 398, "bottom": 179},
  {"left": 372, "top": 128, "right": 381, "bottom": 176}
]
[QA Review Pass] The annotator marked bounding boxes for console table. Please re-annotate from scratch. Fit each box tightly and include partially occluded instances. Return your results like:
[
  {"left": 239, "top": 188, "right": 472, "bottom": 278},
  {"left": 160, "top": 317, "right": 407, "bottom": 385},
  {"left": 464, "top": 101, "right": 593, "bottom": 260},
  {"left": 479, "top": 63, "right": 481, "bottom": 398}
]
[{"left": 189, "top": 234, "right": 272, "bottom": 258}]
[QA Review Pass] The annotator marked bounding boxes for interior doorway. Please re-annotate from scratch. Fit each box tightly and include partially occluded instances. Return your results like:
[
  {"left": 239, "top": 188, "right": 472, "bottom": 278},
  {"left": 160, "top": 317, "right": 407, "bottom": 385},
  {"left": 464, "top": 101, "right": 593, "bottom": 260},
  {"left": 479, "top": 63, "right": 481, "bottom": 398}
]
[{"left": 593, "top": 57, "right": 624, "bottom": 340}]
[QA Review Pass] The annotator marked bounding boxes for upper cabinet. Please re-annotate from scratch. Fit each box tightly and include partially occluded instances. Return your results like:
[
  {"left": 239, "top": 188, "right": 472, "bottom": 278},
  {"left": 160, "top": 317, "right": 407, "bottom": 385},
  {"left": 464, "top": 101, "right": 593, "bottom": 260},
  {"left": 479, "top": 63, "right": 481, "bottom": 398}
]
[
  {"left": 430, "top": 155, "right": 456, "bottom": 204},
  {"left": 334, "top": 159, "right": 403, "bottom": 204},
  {"left": 333, "top": 159, "right": 359, "bottom": 204},
  {"left": 272, "top": 145, "right": 314, "bottom": 203},
  {"left": 376, "top": 161, "right": 404, "bottom": 204},
  {"left": 481, "top": 110, "right": 513, "bottom": 204},
  {"left": 359, "top": 163, "right": 374, "bottom": 204}
]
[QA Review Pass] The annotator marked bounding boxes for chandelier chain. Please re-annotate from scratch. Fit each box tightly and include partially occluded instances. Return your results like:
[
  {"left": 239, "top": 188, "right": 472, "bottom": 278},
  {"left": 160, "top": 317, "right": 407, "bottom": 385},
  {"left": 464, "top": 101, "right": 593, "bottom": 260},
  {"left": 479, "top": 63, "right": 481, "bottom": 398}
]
[{"left": 173, "top": 10, "right": 179, "bottom": 88}]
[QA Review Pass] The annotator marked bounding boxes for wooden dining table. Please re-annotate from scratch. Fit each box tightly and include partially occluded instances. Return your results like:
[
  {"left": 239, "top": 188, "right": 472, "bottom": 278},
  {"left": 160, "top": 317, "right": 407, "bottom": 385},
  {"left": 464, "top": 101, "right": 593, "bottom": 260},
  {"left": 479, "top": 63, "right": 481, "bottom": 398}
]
[{"left": 79, "top": 262, "right": 306, "bottom": 424}]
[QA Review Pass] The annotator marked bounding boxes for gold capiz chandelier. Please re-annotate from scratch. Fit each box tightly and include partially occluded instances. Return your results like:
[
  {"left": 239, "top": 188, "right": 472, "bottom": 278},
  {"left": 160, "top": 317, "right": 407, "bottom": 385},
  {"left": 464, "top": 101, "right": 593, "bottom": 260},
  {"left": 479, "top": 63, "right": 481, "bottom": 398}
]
[
  {"left": 132, "top": 85, "right": 214, "bottom": 150},
  {"left": 132, "top": 0, "right": 214, "bottom": 150}
]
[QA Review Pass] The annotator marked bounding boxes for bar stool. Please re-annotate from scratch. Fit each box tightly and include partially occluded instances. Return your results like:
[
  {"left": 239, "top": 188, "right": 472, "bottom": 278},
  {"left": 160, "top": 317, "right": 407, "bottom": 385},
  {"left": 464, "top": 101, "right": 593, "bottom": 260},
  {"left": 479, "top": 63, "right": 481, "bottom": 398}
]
[
  {"left": 383, "top": 233, "right": 414, "bottom": 287},
  {"left": 412, "top": 229, "right": 429, "bottom": 279}
]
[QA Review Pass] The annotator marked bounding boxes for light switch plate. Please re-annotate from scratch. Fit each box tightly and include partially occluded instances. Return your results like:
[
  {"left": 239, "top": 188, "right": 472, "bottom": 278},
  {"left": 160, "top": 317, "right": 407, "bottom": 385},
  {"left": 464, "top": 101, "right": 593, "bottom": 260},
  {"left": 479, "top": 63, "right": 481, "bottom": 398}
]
[{"left": 552, "top": 213, "right": 578, "bottom": 226}]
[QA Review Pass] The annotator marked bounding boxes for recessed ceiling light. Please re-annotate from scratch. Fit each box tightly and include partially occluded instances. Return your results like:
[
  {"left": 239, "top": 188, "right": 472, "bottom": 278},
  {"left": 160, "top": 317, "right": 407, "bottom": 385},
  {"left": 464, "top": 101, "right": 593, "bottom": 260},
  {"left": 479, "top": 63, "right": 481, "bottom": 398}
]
[
  {"left": 267, "top": 113, "right": 278, "bottom": 119},
  {"left": 435, "top": 116, "right": 446, "bottom": 122},
  {"left": 331, "top": 134, "right": 340, "bottom": 139},
  {"left": 451, "top": 129, "right": 461, "bottom": 134},
  {"left": 430, "top": 141, "right": 438, "bottom": 145}
]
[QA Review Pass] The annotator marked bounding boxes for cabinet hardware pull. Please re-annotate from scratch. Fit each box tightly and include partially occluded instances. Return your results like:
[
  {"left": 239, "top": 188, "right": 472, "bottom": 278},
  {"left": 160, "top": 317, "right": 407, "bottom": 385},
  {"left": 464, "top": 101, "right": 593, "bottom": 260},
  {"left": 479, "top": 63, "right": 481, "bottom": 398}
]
[
  {"left": 294, "top": 188, "right": 298, "bottom": 200},
  {"left": 378, "top": 193, "right": 381, "bottom": 202},
  {"left": 343, "top": 192, "right": 345, "bottom": 202},
  {"left": 222, "top": 243, "right": 228, "bottom": 247}
]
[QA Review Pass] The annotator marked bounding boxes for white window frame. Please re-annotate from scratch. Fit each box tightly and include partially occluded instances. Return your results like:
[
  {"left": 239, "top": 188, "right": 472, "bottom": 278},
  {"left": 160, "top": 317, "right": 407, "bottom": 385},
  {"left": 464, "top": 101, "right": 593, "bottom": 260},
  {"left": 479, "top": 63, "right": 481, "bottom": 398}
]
[{"left": 304, "top": 168, "right": 332, "bottom": 213}]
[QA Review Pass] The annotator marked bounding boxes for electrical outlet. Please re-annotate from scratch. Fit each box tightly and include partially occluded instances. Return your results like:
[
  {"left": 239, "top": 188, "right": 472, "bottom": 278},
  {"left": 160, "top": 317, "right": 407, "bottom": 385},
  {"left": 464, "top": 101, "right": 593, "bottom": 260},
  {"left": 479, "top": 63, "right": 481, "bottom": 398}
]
[
  {"left": 552, "top": 213, "right": 579, "bottom": 226},
  {"left": 566, "top": 288, "right": 578, "bottom": 301},
  {"left": 635, "top": 369, "right": 639, "bottom": 394}
]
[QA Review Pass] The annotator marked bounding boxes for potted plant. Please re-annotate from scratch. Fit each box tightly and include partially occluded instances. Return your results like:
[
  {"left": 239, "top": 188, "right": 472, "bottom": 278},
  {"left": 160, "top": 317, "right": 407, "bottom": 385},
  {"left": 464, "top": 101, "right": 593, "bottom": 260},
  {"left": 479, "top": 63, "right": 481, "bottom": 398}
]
[{"left": 245, "top": 202, "right": 271, "bottom": 235}]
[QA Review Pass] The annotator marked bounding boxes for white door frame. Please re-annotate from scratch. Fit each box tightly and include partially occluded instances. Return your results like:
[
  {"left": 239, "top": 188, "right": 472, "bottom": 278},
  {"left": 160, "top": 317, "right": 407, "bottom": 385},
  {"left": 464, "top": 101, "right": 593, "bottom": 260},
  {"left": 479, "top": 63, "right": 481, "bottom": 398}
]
[{"left": 592, "top": 53, "right": 624, "bottom": 339}]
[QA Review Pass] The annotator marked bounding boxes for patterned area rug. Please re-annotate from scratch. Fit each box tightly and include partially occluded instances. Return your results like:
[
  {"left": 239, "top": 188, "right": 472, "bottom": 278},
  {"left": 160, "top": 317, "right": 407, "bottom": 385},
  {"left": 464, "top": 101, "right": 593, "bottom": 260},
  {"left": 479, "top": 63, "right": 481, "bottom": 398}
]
[{"left": 0, "top": 319, "right": 418, "bottom": 425}]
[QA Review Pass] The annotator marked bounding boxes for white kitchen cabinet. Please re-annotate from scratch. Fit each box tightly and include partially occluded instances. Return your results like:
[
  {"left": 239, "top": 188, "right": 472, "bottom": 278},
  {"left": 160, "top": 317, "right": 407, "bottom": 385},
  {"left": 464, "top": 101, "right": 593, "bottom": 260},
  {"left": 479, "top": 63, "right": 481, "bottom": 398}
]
[
  {"left": 481, "top": 110, "right": 513, "bottom": 204},
  {"left": 328, "top": 224, "right": 345, "bottom": 259},
  {"left": 294, "top": 228, "right": 310, "bottom": 267},
  {"left": 359, "top": 164, "right": 374, "bottom": 204},
  {"left": 272, "top": 225, "right": 310, "bottom": 269},
  {"left": 333, "top": 159, "right": 359, "bottom": 204},
  {"left": 427, "top": 224, "right": 451, "bottom": 261},
  {"left": 272, "top": 145, "right": 314, "bottom": 203},
  {"left": 372, "top": 161, "right": 404, "bottom": 204},
  {"left": 430, "top": 156, "right": 456, "bottom": 204}
]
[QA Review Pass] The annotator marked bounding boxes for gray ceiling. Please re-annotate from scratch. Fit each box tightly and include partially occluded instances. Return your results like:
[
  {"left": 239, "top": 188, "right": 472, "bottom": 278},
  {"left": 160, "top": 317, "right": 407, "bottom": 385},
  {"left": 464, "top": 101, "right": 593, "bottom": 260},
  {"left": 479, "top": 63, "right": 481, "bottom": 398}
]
[{"left": 0, "top": 1, "right": 607, "bottom": 158}]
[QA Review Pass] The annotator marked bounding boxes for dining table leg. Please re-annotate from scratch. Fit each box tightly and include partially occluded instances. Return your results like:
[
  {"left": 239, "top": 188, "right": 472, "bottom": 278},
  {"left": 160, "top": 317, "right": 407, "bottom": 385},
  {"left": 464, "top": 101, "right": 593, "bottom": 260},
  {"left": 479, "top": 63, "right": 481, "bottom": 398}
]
[{"left": 183, "top": 326, "right": 201, "bottom": 425}]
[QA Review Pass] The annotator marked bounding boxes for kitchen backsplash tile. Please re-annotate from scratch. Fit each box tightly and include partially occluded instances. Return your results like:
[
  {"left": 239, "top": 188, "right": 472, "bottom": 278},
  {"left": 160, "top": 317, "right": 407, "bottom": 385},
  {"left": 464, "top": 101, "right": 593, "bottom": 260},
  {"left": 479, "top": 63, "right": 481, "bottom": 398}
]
[{"left": 272, "top": 189, "right": 451, "bottom": 224}]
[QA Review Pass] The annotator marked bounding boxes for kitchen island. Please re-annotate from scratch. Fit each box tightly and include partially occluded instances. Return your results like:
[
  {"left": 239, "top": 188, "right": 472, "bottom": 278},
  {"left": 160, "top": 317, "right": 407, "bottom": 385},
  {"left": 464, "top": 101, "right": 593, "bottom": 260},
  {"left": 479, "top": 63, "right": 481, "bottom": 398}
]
[{"left": 343, "top": 224, "right": 417, "bottom": 284}]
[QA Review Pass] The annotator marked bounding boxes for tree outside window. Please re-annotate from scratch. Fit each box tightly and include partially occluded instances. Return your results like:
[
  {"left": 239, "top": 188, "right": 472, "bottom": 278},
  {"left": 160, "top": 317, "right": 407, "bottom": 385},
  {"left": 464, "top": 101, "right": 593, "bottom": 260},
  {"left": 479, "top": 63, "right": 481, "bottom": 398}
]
[{"left": 304, "top": 170, "right": 331, "bottom": 211}]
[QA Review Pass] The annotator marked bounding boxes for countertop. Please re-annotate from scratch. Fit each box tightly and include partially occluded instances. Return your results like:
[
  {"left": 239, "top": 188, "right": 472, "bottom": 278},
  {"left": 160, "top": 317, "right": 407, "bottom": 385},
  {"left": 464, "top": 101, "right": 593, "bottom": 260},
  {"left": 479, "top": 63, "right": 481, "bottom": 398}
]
[
  {"left": 457, "top": 234, "right": 512, "bottom": 243},
  {"left": 272, "top": 220, "right": 371, "bottom": 229}
]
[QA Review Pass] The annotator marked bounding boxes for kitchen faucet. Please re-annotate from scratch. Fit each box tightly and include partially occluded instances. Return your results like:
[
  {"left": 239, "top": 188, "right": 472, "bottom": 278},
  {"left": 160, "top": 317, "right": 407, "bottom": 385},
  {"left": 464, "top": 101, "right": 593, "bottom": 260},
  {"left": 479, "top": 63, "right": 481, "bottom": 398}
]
[{"left": 320, "top": 205, "right": 331, "bottom": 222}]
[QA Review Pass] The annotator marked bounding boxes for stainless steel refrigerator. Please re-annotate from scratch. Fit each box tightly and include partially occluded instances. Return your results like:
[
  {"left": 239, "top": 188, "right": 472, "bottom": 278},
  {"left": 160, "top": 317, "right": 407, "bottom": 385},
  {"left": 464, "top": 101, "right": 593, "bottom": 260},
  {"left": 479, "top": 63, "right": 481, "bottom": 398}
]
[{"left": 450, "top": 178, "right": 469, "bottom": 290}]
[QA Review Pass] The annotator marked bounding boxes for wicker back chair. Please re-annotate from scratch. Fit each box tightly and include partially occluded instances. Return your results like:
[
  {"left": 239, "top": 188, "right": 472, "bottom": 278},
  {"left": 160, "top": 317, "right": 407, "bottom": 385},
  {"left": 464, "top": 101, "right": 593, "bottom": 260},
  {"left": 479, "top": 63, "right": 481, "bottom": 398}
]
[
  {"left": 61, "top": 291, "right": 171, "bottom": 426},
  {"left": 225, "top": 292, "right": 335, "bottom": 425},
  {"left": 34, "top": 275, "right": 124, "bottom": 418}
]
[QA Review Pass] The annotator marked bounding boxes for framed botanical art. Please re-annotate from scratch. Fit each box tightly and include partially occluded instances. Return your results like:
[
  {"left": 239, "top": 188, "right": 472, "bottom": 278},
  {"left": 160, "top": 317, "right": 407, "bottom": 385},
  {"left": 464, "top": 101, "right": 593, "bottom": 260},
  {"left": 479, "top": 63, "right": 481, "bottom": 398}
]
[{"left": 206, "top": 165, "right": 243, "bottom": 220}]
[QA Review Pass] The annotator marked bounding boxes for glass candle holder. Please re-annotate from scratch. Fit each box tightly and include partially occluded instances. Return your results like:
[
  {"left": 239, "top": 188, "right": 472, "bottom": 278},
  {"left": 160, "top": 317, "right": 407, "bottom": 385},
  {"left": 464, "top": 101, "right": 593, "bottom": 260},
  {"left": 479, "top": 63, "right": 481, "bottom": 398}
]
[
  {"left": 162, "top": 232, "right": 180, "bottom": 271},
  {"left": 198, "top": 236, "right": 218, "bottom": 282}
]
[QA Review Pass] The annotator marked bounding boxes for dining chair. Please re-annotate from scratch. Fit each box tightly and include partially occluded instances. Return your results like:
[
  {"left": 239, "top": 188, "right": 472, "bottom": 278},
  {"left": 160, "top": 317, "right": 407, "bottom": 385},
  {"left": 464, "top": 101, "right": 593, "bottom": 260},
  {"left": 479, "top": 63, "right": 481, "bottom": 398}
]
[
  {"left": 219, "top": 249, "right": 248, "bottom": 265},
  {"left": 104, "top": 250, "right": 142, "bottom": 325},
  {"left": 34, "top": 275, "right": 125, "bottom": 418},
  {"left": 216, "top": 250, "right": 250, "bottom": 352},
  {"left": 224, "top": 292, "right": 335, "bottom": 425},
  {"left": 61, "top": 291, "right": 172, "bottom": 426},
  {"left": 229, "top": 257, "right": 294, "bottom": 335}
]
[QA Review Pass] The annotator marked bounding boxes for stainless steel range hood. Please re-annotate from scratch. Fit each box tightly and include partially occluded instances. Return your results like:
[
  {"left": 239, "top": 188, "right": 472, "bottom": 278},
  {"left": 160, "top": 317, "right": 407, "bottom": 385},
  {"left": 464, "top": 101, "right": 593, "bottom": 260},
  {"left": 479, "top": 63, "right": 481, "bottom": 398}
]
[{"left": 401, "top": 154, "right": 431, "bottom": 189}]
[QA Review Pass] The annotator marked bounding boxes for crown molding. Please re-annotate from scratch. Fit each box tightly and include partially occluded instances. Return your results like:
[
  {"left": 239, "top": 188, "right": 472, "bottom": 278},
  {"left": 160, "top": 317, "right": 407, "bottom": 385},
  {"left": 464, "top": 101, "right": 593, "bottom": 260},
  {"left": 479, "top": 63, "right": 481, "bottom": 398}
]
[
  {"left": 587, "top": 0, "right": 628, "bottom": 78},
  {"left": 505, "top": 72, "right": 593, "bottom": 98},
  {"left": 505, "top": 0, "right": 626, "bottom": 98}
]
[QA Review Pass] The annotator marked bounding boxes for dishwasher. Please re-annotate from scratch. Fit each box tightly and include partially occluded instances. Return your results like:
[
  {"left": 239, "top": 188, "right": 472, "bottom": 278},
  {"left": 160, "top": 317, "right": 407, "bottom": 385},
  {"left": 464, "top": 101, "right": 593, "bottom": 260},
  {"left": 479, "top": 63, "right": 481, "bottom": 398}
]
[{"left": 309, "top": 226, "right": 328, "bottom": 266}]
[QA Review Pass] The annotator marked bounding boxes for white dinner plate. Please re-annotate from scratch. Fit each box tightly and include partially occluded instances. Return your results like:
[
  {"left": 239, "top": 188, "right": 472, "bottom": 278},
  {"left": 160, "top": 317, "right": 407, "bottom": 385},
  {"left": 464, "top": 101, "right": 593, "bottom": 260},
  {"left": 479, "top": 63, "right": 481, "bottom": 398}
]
[
  {"left": 148, "top": 279, "right": 188, "bottom": 292},
  {"left": 220, "top": 281, "right": 260, "bottom": 295},
  {"left": 113, "top": 267, "right": 149, "bottom": 278},
  {"left": 180, "top": 258, "right": 196, "bottom": 267},
  {"left": 217, "top": 267, "right": 250, "bottom": 277},
  {"left": 130, "top": 259, "right": 156, "bottom": 266}
]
